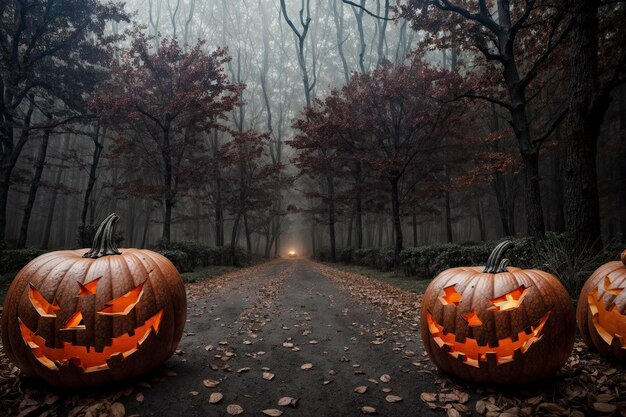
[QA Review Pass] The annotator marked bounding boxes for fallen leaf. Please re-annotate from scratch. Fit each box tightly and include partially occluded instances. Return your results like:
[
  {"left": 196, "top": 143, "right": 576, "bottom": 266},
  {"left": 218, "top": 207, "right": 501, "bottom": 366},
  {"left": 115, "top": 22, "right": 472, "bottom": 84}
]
[
  {"left": 263, "top": 372, "right": 275, "bottom": 381},
  {"left": 354, "top": 386, "right": 368, "bottom": 394},
  {"left": 592, "top": 403, "right": 617, "bottom": 413},
  {"left": 380, "top": 374, "right": 391, "bottom": 383},
  {"left": 277, "top": 396, "right": 298, "bottom": 407},
  {"left": 209, "top": 393, "right": 223, "bottom": 404},
  {"left": 420, "top": 392, "right": 434, "bottom": 402},
  {"left": 110, "top": 403, "right": 125, "bottom": 417},
  {"left": 226, "top": 404, "right": 244, "bottom": 415},
  {"left": 237, "top": 367, "right": 251, "bottom": 373},
  {"left": 135, "top": 393, "right": 144, "bottom": 403},
  {"left": 301, "top": 363, "right": 313, "bottom": 370},
  {"left": 385, "top": 395, "right": 402, "bottom": 403},
  {"left": 361, "top": 406, "right": 376, "bottom": 414},
  {"left": 203, "top": 379, "right": 221, "bottom": 388},
  {"left": 189, "top": 391, "right": 199, "bottom": 396},
  {"left": 447, "top": 409, "right": 461, "bottom": 417},
  {"left": 261, "top": 409, "right": 283, "bottom": 416}
]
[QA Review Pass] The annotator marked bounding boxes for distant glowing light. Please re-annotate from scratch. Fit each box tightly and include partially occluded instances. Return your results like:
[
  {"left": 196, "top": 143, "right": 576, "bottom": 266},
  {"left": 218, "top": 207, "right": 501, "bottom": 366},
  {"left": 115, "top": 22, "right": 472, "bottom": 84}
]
[{"left": 288, "top": 250, "right": 297, "bottom": 257}]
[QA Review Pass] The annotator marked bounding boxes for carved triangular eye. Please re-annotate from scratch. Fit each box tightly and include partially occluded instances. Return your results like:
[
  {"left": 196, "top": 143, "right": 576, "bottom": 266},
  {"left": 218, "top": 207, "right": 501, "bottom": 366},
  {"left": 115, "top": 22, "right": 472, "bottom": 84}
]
[
  {"left": 28, "top": 284, "right": 60, "bottom": 317},
  {"left": 488, "top": 285, "right": 528, "bottom": 311},
  {"left": 439, "top": 285, "right": 462, "bottom": 306},
  {"left": 98, "top": 283, "right": 144, "bottom": 316},
  {"left": 603, "top": 276, "right": 624, "bottom": 296},
  {"left": 77, "top": 277, "right": 101, "bottom": 296}
]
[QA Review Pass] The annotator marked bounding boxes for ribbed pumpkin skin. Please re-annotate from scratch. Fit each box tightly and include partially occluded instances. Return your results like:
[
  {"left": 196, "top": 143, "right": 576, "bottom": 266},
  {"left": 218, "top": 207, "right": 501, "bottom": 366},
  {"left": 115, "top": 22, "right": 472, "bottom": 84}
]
[
  {"left": 421, "top": 266, "right": 575, "bottom": 384},
  {"left": 576, "top": 251, "right": 626, "bottom": 363},
  {"left": 1, "top": 248, "right": 186, "bottom": 387}
]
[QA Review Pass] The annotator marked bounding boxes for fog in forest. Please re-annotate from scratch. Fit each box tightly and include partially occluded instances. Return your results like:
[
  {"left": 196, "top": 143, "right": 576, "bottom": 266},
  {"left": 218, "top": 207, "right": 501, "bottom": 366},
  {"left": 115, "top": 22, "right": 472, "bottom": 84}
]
[{"left": 2, "top": 0, "right": 625, "bottom": 262}]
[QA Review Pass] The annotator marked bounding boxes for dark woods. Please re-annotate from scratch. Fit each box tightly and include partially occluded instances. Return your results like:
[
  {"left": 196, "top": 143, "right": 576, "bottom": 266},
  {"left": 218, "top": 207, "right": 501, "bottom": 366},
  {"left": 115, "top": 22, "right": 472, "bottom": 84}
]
[{"left": 0, "top": 1, "right": 625, "bottom": 270}]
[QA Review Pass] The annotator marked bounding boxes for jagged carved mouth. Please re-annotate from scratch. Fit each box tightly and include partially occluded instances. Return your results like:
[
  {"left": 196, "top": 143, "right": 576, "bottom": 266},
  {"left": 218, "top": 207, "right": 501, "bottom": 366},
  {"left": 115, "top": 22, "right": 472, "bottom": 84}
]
[
  {"left": 19, "top": 310, "right": 163, "bottom": 373},
  {"left": 588, "top": 289, "right": 626, "bottom": 348},
  {"left": 426, "top": 311, "right": 550, "bottom": 367}
]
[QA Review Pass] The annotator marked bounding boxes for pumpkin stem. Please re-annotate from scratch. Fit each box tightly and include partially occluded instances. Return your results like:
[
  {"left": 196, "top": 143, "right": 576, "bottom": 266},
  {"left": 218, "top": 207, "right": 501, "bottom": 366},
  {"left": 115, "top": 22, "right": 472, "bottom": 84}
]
[
  {"left": 482, "top": 240, "right": 513, "bottom": 273},
  {"left": 83, "top": 213, "right": 121, "bottom": 259}
]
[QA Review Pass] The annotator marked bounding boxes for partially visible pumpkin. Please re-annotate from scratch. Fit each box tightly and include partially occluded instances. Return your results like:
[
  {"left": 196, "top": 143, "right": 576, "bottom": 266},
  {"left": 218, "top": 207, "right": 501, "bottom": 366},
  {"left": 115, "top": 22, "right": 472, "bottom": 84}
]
[
  {"left": 1, "top": 214, "right": 187, "bottom": 387},
  {"left": 577, "top": 250, "right": 626, "bottom": 363},
  {"left": 421, "top": 241, "right": 575, "bottom": 384}
]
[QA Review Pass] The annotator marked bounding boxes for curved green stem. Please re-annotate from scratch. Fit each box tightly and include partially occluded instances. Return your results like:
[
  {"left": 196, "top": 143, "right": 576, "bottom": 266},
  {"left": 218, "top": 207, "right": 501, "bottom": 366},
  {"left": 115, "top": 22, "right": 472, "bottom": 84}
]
[
  {"left": 83, "top": 213, "right": 121, "bottom": 259},
  {"left": 482, "top": 240, "right": 513, "bottom": 273}
]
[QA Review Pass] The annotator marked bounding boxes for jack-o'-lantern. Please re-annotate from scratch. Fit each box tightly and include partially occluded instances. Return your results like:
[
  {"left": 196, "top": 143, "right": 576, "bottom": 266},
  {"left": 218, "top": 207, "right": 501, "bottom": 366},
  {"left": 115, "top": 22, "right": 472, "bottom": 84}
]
[
  {"left": 421, "top": 241, "right": 575, "bottom": 384},
  {"left": 1, "top": 214, "right": 187, "bottom": 387},
  {"left": 577, "top": 250, "right": 626, "bottom": 363}
]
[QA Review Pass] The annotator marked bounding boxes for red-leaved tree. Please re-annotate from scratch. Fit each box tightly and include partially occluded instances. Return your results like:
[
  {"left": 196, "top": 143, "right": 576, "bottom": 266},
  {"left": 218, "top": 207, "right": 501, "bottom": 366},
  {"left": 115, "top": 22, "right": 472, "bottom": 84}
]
[{"left": 92, "top": 30, "right": 242, "bottom": 244}]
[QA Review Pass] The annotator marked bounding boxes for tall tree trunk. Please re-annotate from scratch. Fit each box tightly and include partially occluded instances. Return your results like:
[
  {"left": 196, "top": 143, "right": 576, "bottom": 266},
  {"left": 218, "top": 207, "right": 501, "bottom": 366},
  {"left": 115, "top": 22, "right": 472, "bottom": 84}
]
[
  {"left": 161, "top": 124, "right": 173, "bottom": 245},
  {"left": 563, "top": 0, "right": 604, "bottom": 250},
  {"left": 520, "top": 152, "right": 545, "bottom": 236},
  {"left": 42, "top": 166, "right": 63, "bottom": 249},
  {"left": 390, "top": 178, "right": 403, "bottom": 261},
  {"left": 0, "top": 100, "right": 35, "bottom": 243},
  {"left": 311, "top": 222, "right": 316, "bottom": 257},
  {"left": 243, "top": 213, "right": 251, "bottom": 260},
  {"left": 355, "top": 161, "right": 363, "bottom": 248},
  {"left": 17, "top": 130, "right": 50, "bottom": 248},
  {"left": 444, "top": 184, "right": 453, "bottom": 242},
  {"left": 412, "top": 213, "right": 418, "bottom": 246},
  {"left": 81, "top": 124, "right": 104, "bottom": 226},
  {"left": 346, "top": 204, "right": 354, "bottom": 248},
  {"left": 327, "top": 175, "right": 337, "bottom": 262},
  {"left": 141, "top": 201, "right": 153, "bottom": 248},
  {"left": 475, "top": 200, "right": 486, "bottom": 241},
  {"left": 163, "top": 198, "right": 173, "bottom": 245},
  {"left": 619, "top": 86, "right": 626, "bottom": 241}
]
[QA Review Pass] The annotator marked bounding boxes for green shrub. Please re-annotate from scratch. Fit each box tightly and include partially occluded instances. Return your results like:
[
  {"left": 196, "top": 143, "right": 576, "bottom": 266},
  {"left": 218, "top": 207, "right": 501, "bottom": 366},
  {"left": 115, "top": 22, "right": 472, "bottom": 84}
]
[
  {"left": 340, "top": 247, "right": 353, "bottom": 263},
  {"left": 314, "top": 247, "right": 332, "bottom": 262},
  {"left": 531, "top": 234, "right": 612, "bottom": 299},
  {"left": 0, "top": 249, "right": 47, "bottom": 273},
  {"left": 155, "top": 249, "right": 194, "bottom": 273},
  {"left": 154, "top": 240, "right": 249, "bottom": 269}
]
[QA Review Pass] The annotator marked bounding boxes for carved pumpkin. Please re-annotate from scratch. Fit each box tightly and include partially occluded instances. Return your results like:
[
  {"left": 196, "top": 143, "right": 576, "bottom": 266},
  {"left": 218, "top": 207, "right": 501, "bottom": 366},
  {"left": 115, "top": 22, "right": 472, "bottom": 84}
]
[
  {"left": 421, "top": 241, "right": 575, "bottom": 384},
  {"left": 577, "top": 250, "right": 626, "bottom": 363},
  {"left": 1, "top": 214, "right": 187, "bottom": 387}
]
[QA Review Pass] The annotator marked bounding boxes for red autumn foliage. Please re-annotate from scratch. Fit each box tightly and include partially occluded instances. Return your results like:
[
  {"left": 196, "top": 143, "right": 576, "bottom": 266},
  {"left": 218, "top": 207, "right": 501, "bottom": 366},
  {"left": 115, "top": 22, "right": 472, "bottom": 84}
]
[{"left": 92, "top": 29, "right": 242, "bottom": 244}]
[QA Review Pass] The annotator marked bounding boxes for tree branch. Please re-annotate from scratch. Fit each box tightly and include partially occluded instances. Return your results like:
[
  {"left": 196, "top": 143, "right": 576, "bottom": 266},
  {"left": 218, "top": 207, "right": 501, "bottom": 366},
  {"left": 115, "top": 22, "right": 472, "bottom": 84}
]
[{"left": 341, "top": 0, "right": 394, "bottom": 20}]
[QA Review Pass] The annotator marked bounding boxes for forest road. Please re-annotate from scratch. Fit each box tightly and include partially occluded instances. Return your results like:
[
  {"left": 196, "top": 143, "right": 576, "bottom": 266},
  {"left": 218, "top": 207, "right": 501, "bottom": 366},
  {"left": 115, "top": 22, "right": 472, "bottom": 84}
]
[{"left": 125, "top": 259, "right": 451, "bottom": 417}]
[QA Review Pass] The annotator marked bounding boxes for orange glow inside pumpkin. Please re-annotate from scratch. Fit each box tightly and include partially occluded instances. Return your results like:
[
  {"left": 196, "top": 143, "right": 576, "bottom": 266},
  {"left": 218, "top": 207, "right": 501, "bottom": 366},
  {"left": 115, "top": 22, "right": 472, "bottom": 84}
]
[
  {"left": 462, "top": 311, "right": 483, "bottom": 327},
  {"left": 28, "top": 284, "right": 60, "bottom": 317},
  {"left": 426, "top": 311, "right": 550, "bottom": 367},
  {"left": 19, "top": 309, "right": 163, "bottom": 372},
  {"left": 97, "top": 284, "right": 144, "bottom": 316},
  {"left": 439, "top": 286, "right": 462, "bottom": 306},
  {"left": 588, "top": 278, "right": 626, "bottom": 348},
  {"left": 488, "top": 285, "right": 528, "bottom": 311},
  {"left": 77, "top": 277, "right": 101, "bottom": 296},
  {"left": 60, "top": 311, "right": 85, "bottom": 330}
]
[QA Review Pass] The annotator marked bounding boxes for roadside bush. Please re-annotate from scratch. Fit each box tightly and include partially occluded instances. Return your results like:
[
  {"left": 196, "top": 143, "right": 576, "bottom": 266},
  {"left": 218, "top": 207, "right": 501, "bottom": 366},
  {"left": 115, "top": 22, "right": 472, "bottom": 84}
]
[
  {"left": 340, "top": 247, "right": 353, "bottom": 263},
  {"left": 154, "top": 240, "right": 249, "bottom": 269},
  {"left": 0, "top": 249, "right": 47, "bottom": 273},
  {"left": 532, "top": 234, "right": 613, "bottom": 299},
  {"left": 156, "top": 249, "right": 194, "bottom": 273}
]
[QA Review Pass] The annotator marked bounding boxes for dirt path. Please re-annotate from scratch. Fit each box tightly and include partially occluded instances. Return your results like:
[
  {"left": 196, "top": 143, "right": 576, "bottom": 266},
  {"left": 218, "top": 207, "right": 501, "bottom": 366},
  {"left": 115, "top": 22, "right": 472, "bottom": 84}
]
[
  {"left": 122, "top": 259, "right": 444, "bottom": 417},
  {"left": 3, "top": 259, "right": 620, "bottom": 417}
]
